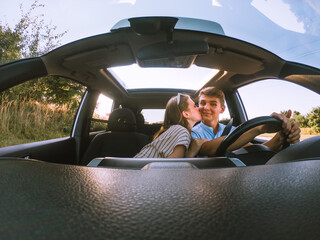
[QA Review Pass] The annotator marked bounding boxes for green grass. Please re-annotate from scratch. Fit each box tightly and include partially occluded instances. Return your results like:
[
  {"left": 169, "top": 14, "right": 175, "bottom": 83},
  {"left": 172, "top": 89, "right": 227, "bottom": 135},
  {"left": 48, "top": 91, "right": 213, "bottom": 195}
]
[{"left": 0, "top": 96, "right": 76, "bottom": 147}]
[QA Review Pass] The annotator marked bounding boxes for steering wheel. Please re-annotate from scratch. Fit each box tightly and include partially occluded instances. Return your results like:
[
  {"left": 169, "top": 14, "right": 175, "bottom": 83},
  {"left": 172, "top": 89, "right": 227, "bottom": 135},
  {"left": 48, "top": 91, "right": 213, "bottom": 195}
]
[{"left": 215, "top": 116, "right": 283, "bottom": 156}]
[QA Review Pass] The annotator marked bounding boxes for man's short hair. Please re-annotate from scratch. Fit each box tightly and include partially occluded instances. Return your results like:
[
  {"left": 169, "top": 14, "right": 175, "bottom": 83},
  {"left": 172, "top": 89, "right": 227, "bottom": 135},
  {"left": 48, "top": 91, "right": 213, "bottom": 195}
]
[{"left": 199, "top": 87, "right": 225, "bottom": 107}]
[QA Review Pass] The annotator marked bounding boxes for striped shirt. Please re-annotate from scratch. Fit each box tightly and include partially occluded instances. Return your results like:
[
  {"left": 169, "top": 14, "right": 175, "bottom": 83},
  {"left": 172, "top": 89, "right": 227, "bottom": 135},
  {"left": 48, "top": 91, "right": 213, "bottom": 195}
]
[{"left": 134, "top": 125, "right": 191, "bottom": 158}]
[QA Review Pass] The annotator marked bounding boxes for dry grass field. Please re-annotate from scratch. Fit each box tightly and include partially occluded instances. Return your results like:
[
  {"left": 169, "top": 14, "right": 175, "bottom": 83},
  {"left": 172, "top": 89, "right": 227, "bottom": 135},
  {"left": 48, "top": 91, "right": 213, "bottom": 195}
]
[
  {"left": 259, "top": 128, "right": 319, "bottom": 141},
  {"left": 0, "top": 97, "right": 75, "bottom": 147}
]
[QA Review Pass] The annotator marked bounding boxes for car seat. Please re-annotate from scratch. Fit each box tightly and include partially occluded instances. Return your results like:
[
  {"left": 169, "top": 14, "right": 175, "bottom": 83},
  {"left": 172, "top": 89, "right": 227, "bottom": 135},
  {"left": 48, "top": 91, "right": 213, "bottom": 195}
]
[{"left": 81, "top": 108, "right": 150, "bottom": 165}]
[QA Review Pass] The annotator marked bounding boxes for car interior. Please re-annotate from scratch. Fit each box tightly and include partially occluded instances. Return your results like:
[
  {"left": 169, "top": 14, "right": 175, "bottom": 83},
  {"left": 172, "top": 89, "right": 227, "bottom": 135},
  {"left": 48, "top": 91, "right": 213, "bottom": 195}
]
[{"left": 1, "top": 16, "right": 320, "bottom": 239}]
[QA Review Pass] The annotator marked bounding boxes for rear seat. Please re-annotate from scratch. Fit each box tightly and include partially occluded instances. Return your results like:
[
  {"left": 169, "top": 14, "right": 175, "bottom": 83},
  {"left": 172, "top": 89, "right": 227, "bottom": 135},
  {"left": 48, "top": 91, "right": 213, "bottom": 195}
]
[
  {"left": 81, "top": 108, "right": 150, "bottom": 165},
  {"left": 135, "top": 113, "right": 162, "bottom": 141}
]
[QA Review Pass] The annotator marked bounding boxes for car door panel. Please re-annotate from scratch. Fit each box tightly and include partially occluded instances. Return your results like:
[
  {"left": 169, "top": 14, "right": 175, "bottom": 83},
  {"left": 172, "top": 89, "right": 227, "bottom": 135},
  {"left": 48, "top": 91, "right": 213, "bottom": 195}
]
[{"left": 0, "top": 137, "right": 77, "bottom": 164}]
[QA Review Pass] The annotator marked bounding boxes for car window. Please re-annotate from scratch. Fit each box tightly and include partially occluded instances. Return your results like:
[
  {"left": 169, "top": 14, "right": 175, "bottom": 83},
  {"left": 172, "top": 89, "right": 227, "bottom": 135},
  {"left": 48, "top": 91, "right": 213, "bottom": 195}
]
[
  {"left": 140, "top": 107, "right": 231, "bottom": 124},
  {"left": 238, "top": 79, "right": 320, "bottom": 139},
  {"left": 90, "top": 94, "right": 113, "bottom": 132},
  {"left": 0, "top": 77, "right": 86, "bottom": 147},
  {"left": 219, "top": 106, "right": 231, "bottom": 124},
  {"left": 141, "top": 109, "right": 165, "bottom": 124}
]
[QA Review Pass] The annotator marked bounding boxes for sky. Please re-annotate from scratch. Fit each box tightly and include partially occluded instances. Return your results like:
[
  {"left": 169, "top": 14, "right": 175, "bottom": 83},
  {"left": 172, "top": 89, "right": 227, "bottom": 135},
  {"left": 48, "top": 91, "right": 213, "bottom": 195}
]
[
  {"left": 2, "top": 0, "right": 319, "bottom": 55},
  {"left": 1, "top": 0, "right": 320, "bottom": 122}
]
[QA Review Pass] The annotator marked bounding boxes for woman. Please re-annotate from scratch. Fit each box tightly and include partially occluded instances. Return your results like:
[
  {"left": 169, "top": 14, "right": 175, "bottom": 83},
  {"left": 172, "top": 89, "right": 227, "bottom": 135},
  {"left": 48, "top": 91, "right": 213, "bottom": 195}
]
[{"left": 134, "top": 93, "right": 208, "bottom": 158}]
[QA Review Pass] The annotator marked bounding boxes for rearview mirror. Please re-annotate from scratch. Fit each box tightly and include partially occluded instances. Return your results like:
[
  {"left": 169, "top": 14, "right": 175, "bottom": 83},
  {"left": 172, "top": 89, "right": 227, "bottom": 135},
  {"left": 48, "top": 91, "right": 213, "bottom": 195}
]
[{"left": 137, "top": 40, "right": 209, "bottom": 68}]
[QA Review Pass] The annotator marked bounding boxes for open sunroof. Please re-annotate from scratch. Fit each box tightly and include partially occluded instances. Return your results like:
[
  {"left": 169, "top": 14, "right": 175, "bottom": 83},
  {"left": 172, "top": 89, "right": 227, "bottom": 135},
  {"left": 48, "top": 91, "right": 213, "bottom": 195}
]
[{"left": 108, "top": 64, "right": 219, "bottom": 90}]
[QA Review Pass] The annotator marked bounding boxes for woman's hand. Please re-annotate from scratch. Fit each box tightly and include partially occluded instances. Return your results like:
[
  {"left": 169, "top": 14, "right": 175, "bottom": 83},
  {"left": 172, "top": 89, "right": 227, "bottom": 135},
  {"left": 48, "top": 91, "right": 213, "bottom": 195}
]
[{"left": 186, "top": 138, "right": 208, "bottom": 157}]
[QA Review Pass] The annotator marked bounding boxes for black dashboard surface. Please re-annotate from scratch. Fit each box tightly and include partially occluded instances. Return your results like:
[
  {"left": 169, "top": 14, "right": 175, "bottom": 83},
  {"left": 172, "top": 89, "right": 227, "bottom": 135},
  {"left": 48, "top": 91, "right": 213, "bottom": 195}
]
[{"left": 1, "top": 158, "right": 320, "bottom": 239}]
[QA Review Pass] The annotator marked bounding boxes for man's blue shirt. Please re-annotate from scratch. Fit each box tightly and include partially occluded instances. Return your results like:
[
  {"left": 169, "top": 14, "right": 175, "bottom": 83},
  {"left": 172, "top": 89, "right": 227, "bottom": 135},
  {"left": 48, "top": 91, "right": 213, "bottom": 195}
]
[{"left": 191, "top": 121, "right": 235, "bottom": 140}]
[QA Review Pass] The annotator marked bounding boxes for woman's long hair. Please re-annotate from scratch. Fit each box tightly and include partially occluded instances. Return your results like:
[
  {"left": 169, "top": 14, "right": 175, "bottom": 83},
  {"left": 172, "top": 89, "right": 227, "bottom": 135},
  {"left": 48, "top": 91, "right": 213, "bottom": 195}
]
[{"left": 153, "top": 94, "right": 190, "bottom": 140}]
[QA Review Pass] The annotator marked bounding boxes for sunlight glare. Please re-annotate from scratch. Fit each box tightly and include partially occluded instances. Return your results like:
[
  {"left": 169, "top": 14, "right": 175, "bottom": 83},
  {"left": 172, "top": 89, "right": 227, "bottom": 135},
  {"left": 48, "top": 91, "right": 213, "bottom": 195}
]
[
  {"left": 117, "top": 0, "right": 136, "bottom": 5},
  {"left": 212, "top": 0, "right": 222, "bottom": 7},
  {"left": 251, "top": 0, "right": 305, "bottom": 33},
  {"left": 95, "top": 94, "right": 113, "bottom": 119}
]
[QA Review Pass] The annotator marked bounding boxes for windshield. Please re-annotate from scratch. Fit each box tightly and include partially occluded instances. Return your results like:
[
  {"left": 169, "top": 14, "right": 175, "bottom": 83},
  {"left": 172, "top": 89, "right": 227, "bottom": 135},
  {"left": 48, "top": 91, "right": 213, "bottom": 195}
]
[{"left": 2, "top": 0, "right": 320, "bottom": 69}]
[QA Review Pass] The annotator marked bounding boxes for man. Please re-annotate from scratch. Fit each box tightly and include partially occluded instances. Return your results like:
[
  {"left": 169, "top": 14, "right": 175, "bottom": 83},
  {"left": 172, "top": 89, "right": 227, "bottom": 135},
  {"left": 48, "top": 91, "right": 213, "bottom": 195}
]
[{"left": 191, "top": 87, "right": 301, "bottom": 156}]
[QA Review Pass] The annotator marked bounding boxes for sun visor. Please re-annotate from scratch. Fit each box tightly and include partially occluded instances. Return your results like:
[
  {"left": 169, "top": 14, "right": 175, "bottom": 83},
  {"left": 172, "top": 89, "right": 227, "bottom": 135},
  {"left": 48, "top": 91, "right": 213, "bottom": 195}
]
[
  {"left": 62, "top": 44, "right": 135, "bottom": 71},
  {"left": 195, "top": 48, "right": 264, "bottom": 74}
]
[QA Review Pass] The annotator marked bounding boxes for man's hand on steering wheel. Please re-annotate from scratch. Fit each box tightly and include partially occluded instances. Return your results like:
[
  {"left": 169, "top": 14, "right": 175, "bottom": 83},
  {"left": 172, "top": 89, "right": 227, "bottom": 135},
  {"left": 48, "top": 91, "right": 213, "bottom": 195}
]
[
  {"left": 284, "top": 110, "right": 301, "bottom": 144},
  {"left": 268, "top": 110, "right": 301, "bottom": 145},
  {"left": 214, "top": 110, "right": 302, "bottom": 156}
]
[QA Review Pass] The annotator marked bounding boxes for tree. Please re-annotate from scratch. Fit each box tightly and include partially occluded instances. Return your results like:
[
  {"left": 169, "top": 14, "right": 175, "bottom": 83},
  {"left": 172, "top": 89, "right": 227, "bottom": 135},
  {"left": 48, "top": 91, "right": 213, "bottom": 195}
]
[
  {"left": 0, "top": 0, "right": 66, "bottom": 64},
  {"left": 3, "top": 76, "right": 85, "bottom": 109},
  {"left": 0, "top": 24, "right": 23, "bottom": 64},
  {"left": 0, "top": 1, "right": 85, "bottom": 108},
  {"left": 291, "top": 111, "right": 308, "bottom": 128},
  {"left": 307, "top": 106, "right": 320, "bottom": 132}
]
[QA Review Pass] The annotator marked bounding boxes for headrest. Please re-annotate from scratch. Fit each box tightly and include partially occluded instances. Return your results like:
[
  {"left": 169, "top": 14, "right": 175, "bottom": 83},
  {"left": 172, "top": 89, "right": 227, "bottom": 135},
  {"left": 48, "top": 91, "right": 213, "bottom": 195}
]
[
  {"left": 136, "top": 113, "right": 145, "bottom": 129},
  {"left": 108, "top": 108, "right": 137, "bottom": 132}
]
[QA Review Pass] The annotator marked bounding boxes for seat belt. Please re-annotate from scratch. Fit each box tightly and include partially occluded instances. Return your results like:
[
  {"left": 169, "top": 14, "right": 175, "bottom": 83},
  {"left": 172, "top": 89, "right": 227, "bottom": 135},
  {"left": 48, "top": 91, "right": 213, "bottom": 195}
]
[{"left": 221, "top": 118, "right": 233, "bottom": 136}]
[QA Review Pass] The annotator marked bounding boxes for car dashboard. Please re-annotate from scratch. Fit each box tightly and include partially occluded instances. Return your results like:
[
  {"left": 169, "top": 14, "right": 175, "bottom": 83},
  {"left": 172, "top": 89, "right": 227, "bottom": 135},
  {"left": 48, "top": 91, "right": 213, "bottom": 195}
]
[{"left": 1, "top": 146, "right": 320, "bottom": 239}]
